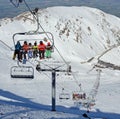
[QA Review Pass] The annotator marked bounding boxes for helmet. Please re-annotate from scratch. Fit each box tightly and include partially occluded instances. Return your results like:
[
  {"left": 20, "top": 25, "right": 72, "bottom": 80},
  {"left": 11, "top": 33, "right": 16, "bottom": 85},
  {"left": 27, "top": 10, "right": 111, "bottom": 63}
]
[
  {"left": 40, "top": 41, "right": 43, "bottom": 44},
  {"left": 29, "top": 43, "right": 32, "bottom": 46},
  {"left": 47, "top": 42, "right": 50, "bottom": 45},
  {"left": 24, "top": 41, "right": 27, "bottom": 44},
  {"left": 17, "top": 41, "right": 20, "bottom": 44},
  {"left": 34, "top": 42, "right": 37, "bottom": 45}
]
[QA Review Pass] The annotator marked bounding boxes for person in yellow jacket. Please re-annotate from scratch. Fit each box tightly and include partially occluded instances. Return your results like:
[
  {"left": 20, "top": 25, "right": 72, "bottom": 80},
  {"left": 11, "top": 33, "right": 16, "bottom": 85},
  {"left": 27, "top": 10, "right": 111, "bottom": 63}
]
[{"left": 32, "top": 41, "right": 38, "bottom": 58}]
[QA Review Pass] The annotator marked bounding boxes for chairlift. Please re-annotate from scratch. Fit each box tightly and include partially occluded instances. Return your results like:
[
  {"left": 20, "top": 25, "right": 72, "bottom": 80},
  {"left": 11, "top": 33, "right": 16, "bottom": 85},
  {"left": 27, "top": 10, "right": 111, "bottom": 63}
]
[
  {"left": 10, "top": 66, "right": 34, "bottom": 79},
  {"left": 72, "top": 83, "right": 86, "bottom": 100},
  {"left": 73, "top": 92, "right": 95, "bottom": 110},
  {"left": 59, "top": 88, "right": 70, "bottom": 100},
  {"left": 72, "top": 83, "right": 93, "bottom": 108},
  {"left": 73, "top": 83, "right": 96, "bottom": 109},
  {"left": 10, "top": 31, "right": 54, "bottom": 78}
]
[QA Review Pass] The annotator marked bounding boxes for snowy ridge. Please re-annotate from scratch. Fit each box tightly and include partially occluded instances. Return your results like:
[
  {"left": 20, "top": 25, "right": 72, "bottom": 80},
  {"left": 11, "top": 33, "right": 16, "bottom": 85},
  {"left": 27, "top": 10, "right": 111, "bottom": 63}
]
[{"left": 0, "top": 6, "right": 120, "bottom": 119}]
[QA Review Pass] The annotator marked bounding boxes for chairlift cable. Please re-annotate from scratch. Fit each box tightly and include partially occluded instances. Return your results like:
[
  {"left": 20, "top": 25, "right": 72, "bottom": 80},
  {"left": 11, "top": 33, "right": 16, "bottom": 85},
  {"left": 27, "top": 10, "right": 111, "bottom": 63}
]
[
  {"left": 70, "top": 72, "right": 82, "bottom": 89},
  {"left": 23, "top": 0, "right": 51, "bottom": 41},
  {"left": 88, "top": 69, "right": 101, "bottom": 99},
  {"left": 0, "top": 40, "right": 14, "bottom": 51},
  {"left": 23, "top": 0, "right": 40, "bottom": 33}
]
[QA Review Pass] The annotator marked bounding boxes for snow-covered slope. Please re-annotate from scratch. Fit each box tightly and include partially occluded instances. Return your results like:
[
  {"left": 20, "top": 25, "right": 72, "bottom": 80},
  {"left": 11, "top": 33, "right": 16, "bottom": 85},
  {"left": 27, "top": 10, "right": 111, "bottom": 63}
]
[{"left": 0, "top": 6, "right": 120, "bottom": 119}]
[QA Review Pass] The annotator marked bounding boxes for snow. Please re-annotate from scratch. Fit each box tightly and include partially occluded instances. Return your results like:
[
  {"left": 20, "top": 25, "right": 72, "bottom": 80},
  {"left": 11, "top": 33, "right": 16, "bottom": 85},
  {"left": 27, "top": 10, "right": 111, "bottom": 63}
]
[{"left": 0, "top": 6, "right": 120, "bottom": 119}]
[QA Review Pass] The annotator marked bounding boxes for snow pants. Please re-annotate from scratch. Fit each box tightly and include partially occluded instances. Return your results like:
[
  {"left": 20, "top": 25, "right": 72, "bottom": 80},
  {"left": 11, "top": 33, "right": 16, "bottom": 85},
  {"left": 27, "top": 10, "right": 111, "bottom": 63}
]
[{"left": 45, "top": 50, "right": 51, "bottom": 58}]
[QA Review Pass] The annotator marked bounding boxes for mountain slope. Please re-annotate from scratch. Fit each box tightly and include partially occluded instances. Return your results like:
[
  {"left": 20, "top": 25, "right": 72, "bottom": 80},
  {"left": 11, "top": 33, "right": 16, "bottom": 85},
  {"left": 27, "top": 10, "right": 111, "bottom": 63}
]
[
  {"left": 0, "top": 6, "right": 120, "bottom": 62},
  {"left": 0, "top": 6, "right": 120, "bottom": 119}
]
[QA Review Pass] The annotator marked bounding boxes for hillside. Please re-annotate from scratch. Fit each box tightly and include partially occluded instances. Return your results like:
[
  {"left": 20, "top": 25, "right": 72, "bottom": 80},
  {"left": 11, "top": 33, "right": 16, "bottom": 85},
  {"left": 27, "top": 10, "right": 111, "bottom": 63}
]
[
  {"left": 0, "top": 6, "right": 120, "bottom": 119},
  {"left": 0, "top": 7, "right": 120, "bottom": 62}
]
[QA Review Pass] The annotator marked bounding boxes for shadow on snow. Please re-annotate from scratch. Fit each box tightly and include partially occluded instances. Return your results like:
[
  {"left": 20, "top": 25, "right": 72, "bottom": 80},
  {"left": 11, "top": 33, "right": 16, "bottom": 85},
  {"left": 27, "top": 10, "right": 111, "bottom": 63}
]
[{"left": 0, "top": 89, "right": 120, "bottom": 119}]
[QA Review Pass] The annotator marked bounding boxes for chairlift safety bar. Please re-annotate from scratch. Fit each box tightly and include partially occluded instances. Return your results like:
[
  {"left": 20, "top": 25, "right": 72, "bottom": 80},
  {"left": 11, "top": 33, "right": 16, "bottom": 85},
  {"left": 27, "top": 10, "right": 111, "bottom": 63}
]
[{"left": 12, "top": 32, "right": 54, "bottom": 49}]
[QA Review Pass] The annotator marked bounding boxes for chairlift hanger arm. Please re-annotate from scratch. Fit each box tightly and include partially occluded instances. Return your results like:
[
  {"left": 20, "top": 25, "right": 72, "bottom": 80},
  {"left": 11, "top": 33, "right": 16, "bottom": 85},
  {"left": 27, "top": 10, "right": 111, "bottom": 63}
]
[
  {"left": 23, "top": 0, "right": 54, "bottom": 48},
  {"left": 12, "top": 31, "right": 54, "bottom": 47},
  {"left": 23, "top": 0, "right": 40, "bottom": 32},
  {"left": 13, "top": 32, "right": 25, "bottom": 46}
]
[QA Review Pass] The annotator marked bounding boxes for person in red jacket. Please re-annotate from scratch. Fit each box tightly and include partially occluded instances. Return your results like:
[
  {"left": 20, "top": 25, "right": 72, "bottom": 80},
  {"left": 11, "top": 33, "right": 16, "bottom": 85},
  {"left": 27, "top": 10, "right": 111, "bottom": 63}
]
[
  {"left": 38, "top": 41, "right": 46, "bottom": 59},
  {"left": 22, "top": 41, "right": 29, "bottom": 60}
]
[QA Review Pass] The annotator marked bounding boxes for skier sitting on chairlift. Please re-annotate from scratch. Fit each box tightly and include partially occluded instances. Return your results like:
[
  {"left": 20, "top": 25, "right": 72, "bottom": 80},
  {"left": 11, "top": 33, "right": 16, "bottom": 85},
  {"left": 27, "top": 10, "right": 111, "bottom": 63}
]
[
  {"left": 22, "top": 41, "right": 29, "bottom": 60},
  {"left": 32, "top": 41, "right": 38, "bottom": 58},
  {"left": 38, "top": 41, "right": 46, "bottom": 59},
  {"left": 45, "top": 42, "right": 52, "bottom": 58},
  {"left": 13, "top": 41, "right": 22, "bottom": 62},
  {"left": 28, "top": 43, "right": 33, "bottom": 59}
]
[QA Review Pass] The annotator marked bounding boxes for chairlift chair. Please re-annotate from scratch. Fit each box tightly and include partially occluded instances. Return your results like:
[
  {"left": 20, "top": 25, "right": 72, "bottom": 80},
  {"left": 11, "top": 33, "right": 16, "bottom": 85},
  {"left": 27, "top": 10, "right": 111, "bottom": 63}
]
[
  {"left": 59, "top": 93, "right": 70, "bottom": 100},
  {"left": 72, "top": 84, "right": 92, "bottom": 108},
  {"left": 59, "top": 88, "right": 70, "bottom": 100},
  {"left": 73, "top": 91, "right": 95, "bottom": 109},
  {"left": 10, "top": 66, "right": 34, "bottom": 79},
  {"left": 72, "top": 83, "right": 86, "bottom": 100}
]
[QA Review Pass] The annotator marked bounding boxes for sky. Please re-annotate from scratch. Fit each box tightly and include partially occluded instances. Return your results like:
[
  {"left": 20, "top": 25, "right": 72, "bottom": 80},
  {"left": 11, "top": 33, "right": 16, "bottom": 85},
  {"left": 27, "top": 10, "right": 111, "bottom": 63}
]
[
  {"left": 0, "top": 0, "right": 120, "bottom": 18},
  {"left": 0, "top": 6, "right": 120, "bottom": 119}
]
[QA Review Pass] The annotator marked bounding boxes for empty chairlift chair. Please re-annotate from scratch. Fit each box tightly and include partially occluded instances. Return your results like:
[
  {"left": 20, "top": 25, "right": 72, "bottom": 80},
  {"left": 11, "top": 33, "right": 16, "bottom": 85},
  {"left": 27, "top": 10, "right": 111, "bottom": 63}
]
[
  {"left": 10, "top": 66, "right": 34, "bottom": 79},
  {"left": 59, "top": 88, "right": 70, "bottom": 100}
]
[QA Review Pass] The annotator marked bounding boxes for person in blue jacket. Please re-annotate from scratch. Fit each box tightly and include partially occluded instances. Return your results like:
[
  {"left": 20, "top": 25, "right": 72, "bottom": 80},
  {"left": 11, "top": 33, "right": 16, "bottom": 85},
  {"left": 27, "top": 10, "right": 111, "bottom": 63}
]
[{"left": 13, "top": 41, "right": 22, "bottom": 62}]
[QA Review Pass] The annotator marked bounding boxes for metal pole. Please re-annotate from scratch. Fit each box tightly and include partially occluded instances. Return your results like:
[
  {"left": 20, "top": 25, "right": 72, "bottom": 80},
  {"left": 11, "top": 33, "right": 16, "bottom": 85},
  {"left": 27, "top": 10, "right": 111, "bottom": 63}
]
[
  {"left": 51, "top": 70, "right": 56, "bottom": 111},
  {"left": 36, "top": 66, "right": 69, "bottom": 111}
]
